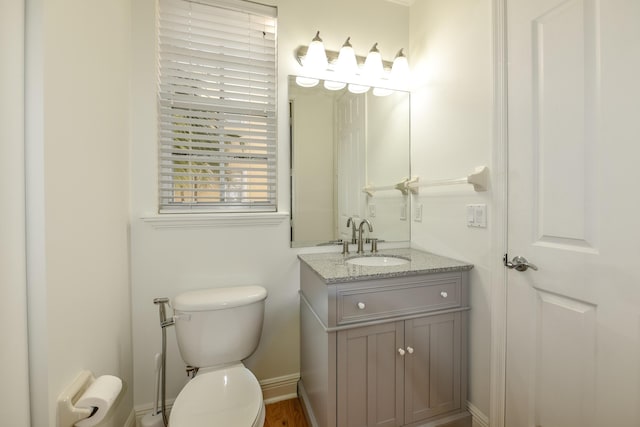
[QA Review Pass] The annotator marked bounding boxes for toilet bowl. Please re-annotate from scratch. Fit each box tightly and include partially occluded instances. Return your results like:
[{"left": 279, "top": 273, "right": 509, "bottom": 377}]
[
  {"left": 169, "top": 364, "right": 265, "bottom": 427},
  {"left": 168, "top": 286, "right": 268, "bottom": 427}
]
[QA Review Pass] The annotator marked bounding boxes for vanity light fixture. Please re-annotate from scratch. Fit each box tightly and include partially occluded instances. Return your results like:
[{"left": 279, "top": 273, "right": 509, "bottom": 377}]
[
  {"left": 363, "top": 43, "right": 384, "bottom": 78},
  {"left": 295, "top": 31, "right": 328, "bottom": 88},
  {"left": 348, "top": 43, "right": 383, "bottom": 94},
  {"left": 295, "top": 33, "right": 408, "bottom": 94},
  {"left": 324, "top": 37, "right": 357, "bottom": 91},
  {"left": 391, "top": 48, "right": 409, "bottom": 79},
  {"left": 373, "top": 48, "right": 410, "bottom": 96}
]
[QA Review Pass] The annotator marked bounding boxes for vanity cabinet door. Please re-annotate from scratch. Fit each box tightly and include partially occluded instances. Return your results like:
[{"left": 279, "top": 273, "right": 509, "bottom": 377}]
[
  {"left": 404, "top": 312, "right": 462, "bottom": 424},
  {"left": 337, "top": 321, "right": 405, "bottom": 427}
]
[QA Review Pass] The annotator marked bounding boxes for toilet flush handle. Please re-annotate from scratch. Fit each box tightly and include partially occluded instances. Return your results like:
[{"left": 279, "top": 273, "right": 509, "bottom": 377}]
[{"left": 173, "top": 313, "right": 191, "bottom": 322}]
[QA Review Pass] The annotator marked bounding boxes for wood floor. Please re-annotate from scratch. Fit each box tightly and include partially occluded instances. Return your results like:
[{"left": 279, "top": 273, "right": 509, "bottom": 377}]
[{"left": 264, "top": 398, "right": 310, "bottom": 427}]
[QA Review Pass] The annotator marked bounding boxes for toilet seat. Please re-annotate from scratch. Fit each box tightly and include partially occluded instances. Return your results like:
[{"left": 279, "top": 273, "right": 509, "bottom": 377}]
[{"left": 169, "top": 364, "right": 265, "bottom": 427}]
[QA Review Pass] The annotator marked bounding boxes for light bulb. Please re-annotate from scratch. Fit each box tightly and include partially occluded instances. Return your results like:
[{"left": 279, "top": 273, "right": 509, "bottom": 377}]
[
  {"left": 348, "top": 83, "right": 370, "bottom": 94},
  {"left": 324, "top": 80, "right": 346, "bottom": 91},
  {"left": 372, "top": 87, "right": 392, "bottom": 97},
  {"left": 296, "top": 76, "right": 319, "bottom": 88},
  {"left": 303, "top": 31, "right": 328, "bottom": 72},
  {"left": 390, "top": 48, "right": 409, "bottom": 81},
  {"left": 362, "top": 43, "right": 384, "bottom": 81},
  {"left": 373, "top": 48, "right": 408, "bottom": 95},
  {"left": 296, "top": 31, "right": 327, "bottom": 88},
  {"left": 325, "top": 37, "right": 358, "bottom": 91},
  {"left": 335, "top": 37, "right": 358, "bottom": 77}
]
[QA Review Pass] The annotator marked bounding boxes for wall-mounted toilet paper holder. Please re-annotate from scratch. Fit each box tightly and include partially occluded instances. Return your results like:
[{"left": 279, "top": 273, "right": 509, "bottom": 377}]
[
  {"left": 57, "top": 370, "right": 96, "bottom": 427},
  {"left": 57, "top": 370, "right": 122, "bottom": 427}
]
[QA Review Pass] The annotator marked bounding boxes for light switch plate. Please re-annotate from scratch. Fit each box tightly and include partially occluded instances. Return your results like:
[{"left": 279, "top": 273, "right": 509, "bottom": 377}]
[
  {"left": 400, "top": 203, "right": 407, "bottom": 221},
  {"left": 414, "top": 203, "right": 423, "bottom": 222},
  {"left": 466, "top": 204, "right": 487, "bottom": 228},
  {"left": 466, "top": 205, "right": 475, "bottom": 226},
  {"left": 474, "top": 204, "right": 487, "bottom": 227}
]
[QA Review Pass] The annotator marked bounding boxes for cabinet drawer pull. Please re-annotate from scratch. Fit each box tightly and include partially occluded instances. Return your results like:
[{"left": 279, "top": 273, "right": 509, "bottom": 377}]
[
  {"left": 406, "top": 346, "right": 414, "bottom": 354},
  {"left": 357, "top": 302, "right": 366, "bottom": 310},
  {"left": 440, "top": 291, "right": 448, "bottom": 298},
  {"left": 398, "top": 348, "right": 406, "bottom": 356}
]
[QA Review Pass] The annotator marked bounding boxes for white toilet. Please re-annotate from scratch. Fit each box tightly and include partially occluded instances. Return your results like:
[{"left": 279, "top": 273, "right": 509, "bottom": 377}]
[{"left": 169, "top": 285, "right": 268, "bottom": 427}]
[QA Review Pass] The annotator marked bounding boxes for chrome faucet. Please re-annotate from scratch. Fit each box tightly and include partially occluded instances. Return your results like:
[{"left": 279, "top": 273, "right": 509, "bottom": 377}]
[
  {"left": 346, "top": 217, "right": 358, "bottom": 244},
  {"left": 357, "top": 219, "right": 373, "bottom": 254}
]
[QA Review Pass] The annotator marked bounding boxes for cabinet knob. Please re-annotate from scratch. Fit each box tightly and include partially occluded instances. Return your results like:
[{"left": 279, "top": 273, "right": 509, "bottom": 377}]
[
  {"left": 406, "top": 346, "right": 414, "bottom": 354},
  {"left": 398, "top": 348, "right": 406, "bottom": 356},
  {"left": 357, "top": 302, "right": 366, "bottom": 310},
  {"left": 440, "top": 291, "right": 448, "bottom": 298}
]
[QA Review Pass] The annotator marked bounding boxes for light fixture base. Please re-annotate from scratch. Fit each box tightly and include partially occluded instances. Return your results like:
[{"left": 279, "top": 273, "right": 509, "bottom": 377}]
[{"left": 295, "top": 45, "right": 393, "bottom": 70}]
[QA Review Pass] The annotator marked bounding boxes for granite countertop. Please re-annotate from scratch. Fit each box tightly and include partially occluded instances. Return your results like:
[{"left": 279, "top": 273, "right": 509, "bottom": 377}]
[{"left": 298, "top": 248, "right": 473, "bottom": 284}]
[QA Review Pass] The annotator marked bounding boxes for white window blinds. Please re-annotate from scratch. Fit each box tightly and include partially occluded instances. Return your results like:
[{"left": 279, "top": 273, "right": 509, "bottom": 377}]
[{"left": 158, "top": 0, "right": 277, "bottom": 212}]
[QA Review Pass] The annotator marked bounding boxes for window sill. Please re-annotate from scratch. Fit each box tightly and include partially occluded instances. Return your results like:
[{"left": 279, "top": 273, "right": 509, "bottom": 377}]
[{"left": 140, "top": 212, "right": 290, "bottom": 229}]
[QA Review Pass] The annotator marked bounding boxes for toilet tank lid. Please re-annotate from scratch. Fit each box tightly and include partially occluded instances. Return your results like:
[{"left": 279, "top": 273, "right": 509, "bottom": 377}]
[{"left": 173, "top": 286, "right": 267, "bottom": 312}]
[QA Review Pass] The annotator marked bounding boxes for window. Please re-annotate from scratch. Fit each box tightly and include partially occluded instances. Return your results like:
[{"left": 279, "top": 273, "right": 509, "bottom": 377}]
[{"left": 157, "top": 0, "right": 277, "bottom": 213}]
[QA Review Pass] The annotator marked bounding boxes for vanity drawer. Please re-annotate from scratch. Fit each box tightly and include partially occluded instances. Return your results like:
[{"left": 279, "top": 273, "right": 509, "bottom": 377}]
[{"left": 336, "top": 276, "right": 461, "bottom": 325}]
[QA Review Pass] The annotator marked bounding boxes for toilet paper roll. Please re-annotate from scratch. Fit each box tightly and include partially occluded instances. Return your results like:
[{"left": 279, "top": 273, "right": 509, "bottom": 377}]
[{"left": 74, "top": 375, "right": 123, "bottom": 427}]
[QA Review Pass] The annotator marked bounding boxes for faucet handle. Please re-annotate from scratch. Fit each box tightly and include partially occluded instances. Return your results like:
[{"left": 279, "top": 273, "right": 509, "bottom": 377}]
[
  {"left": 342, "top": 241, "right": 350, "bottom": 254},
  {"left": 347, "top": 217, "right": 358, "bottom": 244},
  {"left": 370, "top": 238, "right": 378, "bottom": 253}
]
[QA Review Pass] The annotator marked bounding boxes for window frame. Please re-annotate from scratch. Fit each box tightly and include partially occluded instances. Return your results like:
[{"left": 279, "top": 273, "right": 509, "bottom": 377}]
[{"left": 156, "top": 0, "right": 278, "bottom": 214}]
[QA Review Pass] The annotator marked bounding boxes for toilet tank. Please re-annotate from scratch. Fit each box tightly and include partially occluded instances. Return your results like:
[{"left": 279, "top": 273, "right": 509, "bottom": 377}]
[{"left": 172, "top": 285, "right": 267, "bottom": 368}]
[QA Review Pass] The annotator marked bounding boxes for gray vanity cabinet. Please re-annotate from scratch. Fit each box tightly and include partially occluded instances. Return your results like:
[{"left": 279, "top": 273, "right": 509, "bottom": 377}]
[
  {"left": 337, "top": 321, "right": 404, "bottom": 427},
  {"left": 403, "top": 313, "right": 462, "bottom": 423},
  {"left": 336, "top": 313, "right": 462, "bottom": 427},
  {"left": 298, "top": 255, "right": 472, "bottom": 427}
]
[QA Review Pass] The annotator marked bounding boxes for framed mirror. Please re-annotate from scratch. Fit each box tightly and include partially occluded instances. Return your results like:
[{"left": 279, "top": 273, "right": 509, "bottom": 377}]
[{"left": 289, "top": 76, "right": 411, "bottom": 248}]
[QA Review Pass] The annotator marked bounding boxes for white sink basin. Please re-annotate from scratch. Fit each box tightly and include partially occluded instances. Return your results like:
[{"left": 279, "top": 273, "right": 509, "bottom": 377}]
[{"left": 346, "top": 256, "right": 410, "bottom": 267}]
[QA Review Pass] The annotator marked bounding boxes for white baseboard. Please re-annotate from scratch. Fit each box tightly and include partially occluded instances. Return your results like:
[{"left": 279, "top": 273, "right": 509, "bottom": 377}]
[
  {"left": 124, "top": 409, "right": 136, "bottom": 427},
  {"left": 133, "top": 373, "right": 300, "bottom": 426},
  {"left": 466, "top": 401, "right": 489, "bottom": 427},
  {"left": 260, "top": 372, "right": 300, "bottom": 404}
]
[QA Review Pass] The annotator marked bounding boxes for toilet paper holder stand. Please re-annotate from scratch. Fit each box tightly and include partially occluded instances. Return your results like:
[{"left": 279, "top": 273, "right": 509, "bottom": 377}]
[{"left": 57, "top": 370, "right": 97, "bottom": 427}]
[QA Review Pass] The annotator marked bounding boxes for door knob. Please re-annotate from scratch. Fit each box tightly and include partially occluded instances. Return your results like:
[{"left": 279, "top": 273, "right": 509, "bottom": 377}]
[
  {"left": 398, "top": 348, "right": 406, "bottom": 356},
  {"left": 504, "top": 255, "right": 538, "bottom": 272},
  {"left": 406, "top": 346, "right": 414, "bottom": 354}
]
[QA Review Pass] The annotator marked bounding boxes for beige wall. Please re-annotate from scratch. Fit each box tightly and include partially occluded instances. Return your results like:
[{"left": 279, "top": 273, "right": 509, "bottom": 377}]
[
  {"left": 409, "top": 0, "right": 493, "bottom": 417},
  {"left": 0, "top": 0, "right": 30, "bottom": 424},
  {"left": 24, "top": 0, "right": 133, "bottom": 425}
]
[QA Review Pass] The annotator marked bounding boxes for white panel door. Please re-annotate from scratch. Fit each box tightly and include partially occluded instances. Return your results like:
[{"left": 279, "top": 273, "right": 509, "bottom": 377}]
[{"left": 506, "top": 0, "right": 640, "bottom": 426}]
